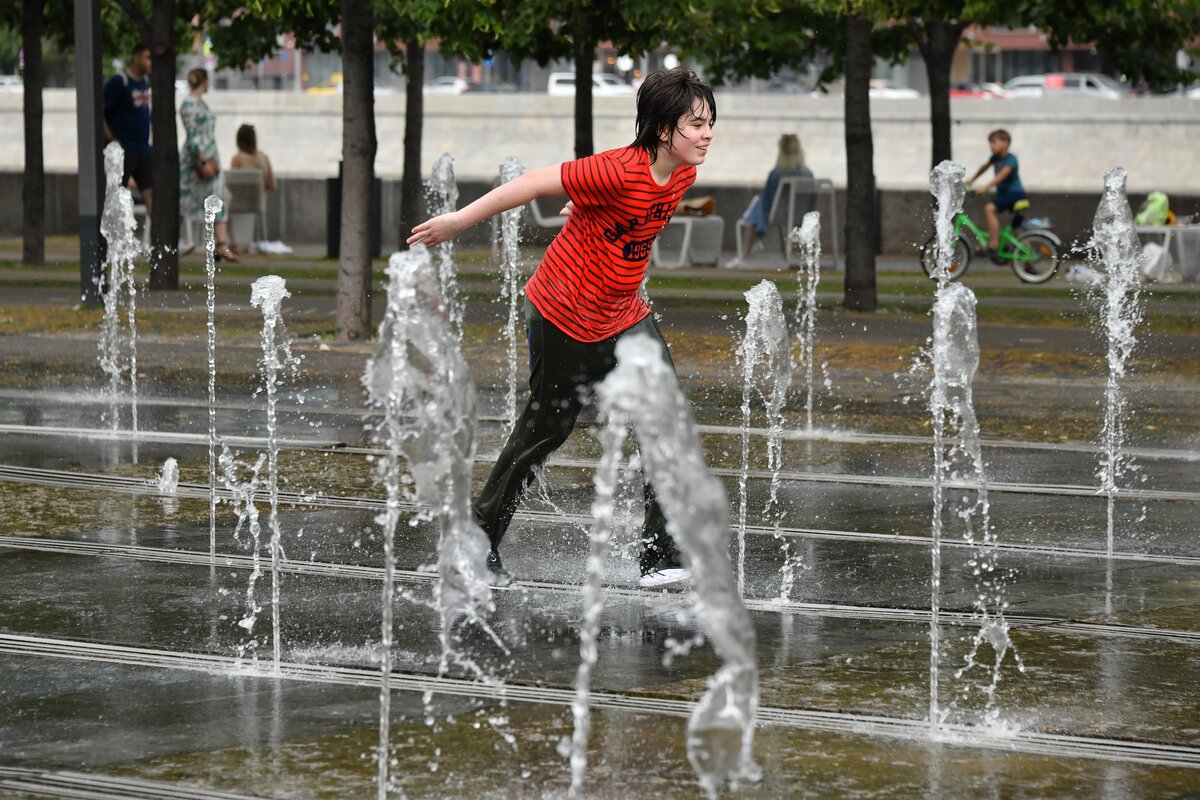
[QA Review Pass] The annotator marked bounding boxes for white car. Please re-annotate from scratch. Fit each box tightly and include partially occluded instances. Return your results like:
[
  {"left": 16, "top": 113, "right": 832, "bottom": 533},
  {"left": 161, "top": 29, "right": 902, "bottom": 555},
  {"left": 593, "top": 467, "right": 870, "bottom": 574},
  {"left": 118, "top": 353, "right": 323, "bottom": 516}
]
[
  {"left": 868, "top": 79, "right": 920, "bottom": 99},
  {"left": 1003, "top": 72, "right": 1129, "bottom": 100},
  {"left": 0, "top": 75, "right": 23, "bottom": 92},
  {"left": 547, "top": 72, "right": 634, "bottom": 96},
  {"left": 424, "top": 76, "right": 469, "bottom": 95}
]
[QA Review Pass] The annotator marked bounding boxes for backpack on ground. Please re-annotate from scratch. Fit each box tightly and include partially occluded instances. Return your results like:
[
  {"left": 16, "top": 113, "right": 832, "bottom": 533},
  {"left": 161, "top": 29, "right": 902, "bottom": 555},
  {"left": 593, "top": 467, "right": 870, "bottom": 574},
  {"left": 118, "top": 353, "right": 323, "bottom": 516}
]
[{"left": 1135, "top": 191, "right": 1170, "bottom": 226}]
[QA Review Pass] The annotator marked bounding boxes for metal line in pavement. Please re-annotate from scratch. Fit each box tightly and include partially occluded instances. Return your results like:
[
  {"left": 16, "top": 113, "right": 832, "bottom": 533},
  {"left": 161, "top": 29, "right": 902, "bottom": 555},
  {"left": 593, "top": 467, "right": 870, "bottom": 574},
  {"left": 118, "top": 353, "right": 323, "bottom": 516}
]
[
  {"left": 2, "top": 633, "right": 1198, "bottom": 770},
  {"left": 1, "top": 535, "right": 1196, "bottom": 646},
  {"left": 3, "top": 386, "right": 1198, "bottom": 461},
  {"left": 2, "top": 464, "right": 1197, "bottom": 568},
  {"left": 0, "top": 766, "right": 268, "bottom": 800},
  {"left": 3, "top": 422, "right": 1198, "bottom": 501}
]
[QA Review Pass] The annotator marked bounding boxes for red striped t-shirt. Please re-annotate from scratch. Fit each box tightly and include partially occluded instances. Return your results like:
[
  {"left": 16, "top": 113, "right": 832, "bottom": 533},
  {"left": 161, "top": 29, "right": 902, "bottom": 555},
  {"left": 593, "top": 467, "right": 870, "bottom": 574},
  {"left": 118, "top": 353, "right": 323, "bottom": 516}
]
[{"left": 524, "top": 146, "right": 696, "bottom": 342}]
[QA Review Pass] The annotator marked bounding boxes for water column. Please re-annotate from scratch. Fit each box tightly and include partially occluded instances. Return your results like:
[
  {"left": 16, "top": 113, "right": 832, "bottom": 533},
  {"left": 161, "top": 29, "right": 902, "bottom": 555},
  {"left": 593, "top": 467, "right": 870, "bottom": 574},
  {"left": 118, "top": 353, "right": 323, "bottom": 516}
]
[
  {"left": 569, "top": 419, "right": 624, "bottom": 800},
  {"left": 363, "top": 246, "right": 502, "bottom": 797},
  {"left": 498, "top": 156, "right": 525, "bottom": 434},
  {"left": 582, "top": 335, "right": 759, "bottom": 799},
  {"left": 736, "top": 281, "right": 794, "bottom": 598},
  {"left": 363, "top": 254, "right": 409, "bottom": 800},
  {"left": 789, "top": 211, "right": 822, "bottom": 433},
  {"left": 927, "top": 160, "right": 967, "bottom": 729},
  {"left": 220, "top": 445, "right": 266, "bottom": 660},
  {"left": 204, "top": 195, "right": 223, "bottom": 563},
  {"left": 98, "top": 141, "right": 143, "bottom": 453},
  {"left": 1090, "top": 168, "right": 1144, "bottom": 558},
  {"left": 364, "top": 244, "right": 499, "bottom": 657},
  {"left": 933, "top": 284, "right": 1023, "bottom": 727},
  {"left": 426, "top": 153, "right": 465, "bottom": 341},
  {"left": 250, "top": 275, "right": 297, "bottom": 670}
]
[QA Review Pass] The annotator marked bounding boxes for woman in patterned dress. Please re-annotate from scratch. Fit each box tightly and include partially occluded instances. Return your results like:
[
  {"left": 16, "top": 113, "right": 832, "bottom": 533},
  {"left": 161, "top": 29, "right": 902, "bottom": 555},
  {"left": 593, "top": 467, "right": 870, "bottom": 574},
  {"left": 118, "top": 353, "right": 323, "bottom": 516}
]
[{"left": 179, "top": 68, "right": 238, "bottom": 261}]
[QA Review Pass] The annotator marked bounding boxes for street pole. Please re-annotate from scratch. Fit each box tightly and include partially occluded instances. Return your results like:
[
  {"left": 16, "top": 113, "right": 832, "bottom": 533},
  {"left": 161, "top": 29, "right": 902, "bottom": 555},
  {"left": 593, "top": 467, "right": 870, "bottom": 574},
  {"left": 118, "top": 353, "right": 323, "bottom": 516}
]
[{"left": 73, "top": 0, "right": 104, "bottom": 306}]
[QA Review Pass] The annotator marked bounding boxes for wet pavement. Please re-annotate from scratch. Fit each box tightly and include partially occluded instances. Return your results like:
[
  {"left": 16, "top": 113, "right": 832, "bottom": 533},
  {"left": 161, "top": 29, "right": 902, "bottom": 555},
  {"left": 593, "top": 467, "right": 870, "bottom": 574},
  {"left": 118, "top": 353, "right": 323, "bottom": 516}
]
[{"left": 1, "top": 280, "right": 1198, "bottom": 798}]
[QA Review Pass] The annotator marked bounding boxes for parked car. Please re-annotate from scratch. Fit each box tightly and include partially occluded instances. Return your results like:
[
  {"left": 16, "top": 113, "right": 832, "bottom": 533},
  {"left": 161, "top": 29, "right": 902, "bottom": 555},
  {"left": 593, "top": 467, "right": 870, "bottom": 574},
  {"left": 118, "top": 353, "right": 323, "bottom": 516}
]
[
  {"left": 424, "top": 76, "right": 469, "bottom": 95},
  {"left": 1003, "top": 72, "right": 1129, "bottom": 100},
  {"left": 763, "top": 79, "right": 809, "bottom": 94},
  {"left": 949, "top": 82, "right": 990, "bottom": 99},
  {"left": 465, "top": 81, "right": 518, "bottom": 93},
  {"left": 868, "top": 79, "right": 920, "bottom": 99},
  {"left": 949, "top": 81, "right": 1010, "bottom": 99},
  {"left": 547, "top": 72, "right": 634, "bottom": 96},
  {"left": 0, "top": 75, "right": 23, "bottom": 92},
  {"left": 980, "top": 82, "right": 1012, "bottom": 99}
]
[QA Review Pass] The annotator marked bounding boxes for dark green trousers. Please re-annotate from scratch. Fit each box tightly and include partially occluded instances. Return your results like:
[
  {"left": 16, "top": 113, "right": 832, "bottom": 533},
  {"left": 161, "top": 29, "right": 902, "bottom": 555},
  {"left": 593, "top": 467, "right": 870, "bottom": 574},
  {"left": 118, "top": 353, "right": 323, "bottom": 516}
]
[{"left": 473, "top": 300, "right": 681, "bottom": 575}]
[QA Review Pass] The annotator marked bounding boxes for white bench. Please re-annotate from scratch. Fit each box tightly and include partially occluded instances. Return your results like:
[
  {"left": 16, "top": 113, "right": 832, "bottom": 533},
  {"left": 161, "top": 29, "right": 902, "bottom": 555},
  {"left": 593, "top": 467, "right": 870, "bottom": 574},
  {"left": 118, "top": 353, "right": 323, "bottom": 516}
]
[
  {"left": 651, "top": 215, "right": 725, "bottom": 269},
  {"left": 1135, "top": 224, "right": 1200, "bottom": 281},
  {"left": 491, "top": 195, "right": 569, "bottom": 259},
  {"left": 735, "top": 176, "right": 840, "bottom": 269},
  {"left": 225, "top": 167, "right": 268, "bottom": 248},
  {"left": 131, "top": 203, "right": 196, "bottom": 255}
]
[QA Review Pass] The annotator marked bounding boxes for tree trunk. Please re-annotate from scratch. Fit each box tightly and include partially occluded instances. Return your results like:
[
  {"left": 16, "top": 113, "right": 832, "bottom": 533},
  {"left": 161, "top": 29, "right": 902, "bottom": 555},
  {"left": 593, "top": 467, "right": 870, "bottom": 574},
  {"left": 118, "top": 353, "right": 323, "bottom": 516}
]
[
  {"left": 572, "top": 9, "right": 593, "bottom": 158},
  {"left": 337, "top": 0, "right": 377, "bottom": 341},
  {"left": 22, "top": 0, "right": 45, "bottom": 265},
  {"left": 399, "top": 38, "right": 424, "bottom": 250},
  {"left": 916, "top": 21, "right": 966, "bottom": 168},
  {"left": 147, "top": 0, "right": 179, "bottom": 290},
  {"left": 842, "top": 15, "right": 877, "bottom": 312}
]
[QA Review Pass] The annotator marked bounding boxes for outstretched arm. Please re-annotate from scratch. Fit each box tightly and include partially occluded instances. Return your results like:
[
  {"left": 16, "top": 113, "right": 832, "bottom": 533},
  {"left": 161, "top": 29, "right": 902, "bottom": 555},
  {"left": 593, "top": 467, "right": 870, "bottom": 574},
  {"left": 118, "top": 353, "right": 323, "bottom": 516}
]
[
  {"left": 978, "top": 165, "right": 1011, "bottom": 192},
  {"left": 408, "top": 164, "right": 565, "bottom": 247},
  {"left": 966, "top": 161, "right": 989, "bottom": 185}
]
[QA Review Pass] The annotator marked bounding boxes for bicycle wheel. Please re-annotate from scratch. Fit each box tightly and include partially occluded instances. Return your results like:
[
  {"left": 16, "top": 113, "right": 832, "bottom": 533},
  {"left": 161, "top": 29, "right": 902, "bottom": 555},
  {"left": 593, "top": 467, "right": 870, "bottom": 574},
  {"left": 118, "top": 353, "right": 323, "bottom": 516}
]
[
  {"left": 920, "top": 235, "right": 971, "bottom": 281},
  {"left": 1011, "top": 231, "right": 1061, "bottom": 284}
]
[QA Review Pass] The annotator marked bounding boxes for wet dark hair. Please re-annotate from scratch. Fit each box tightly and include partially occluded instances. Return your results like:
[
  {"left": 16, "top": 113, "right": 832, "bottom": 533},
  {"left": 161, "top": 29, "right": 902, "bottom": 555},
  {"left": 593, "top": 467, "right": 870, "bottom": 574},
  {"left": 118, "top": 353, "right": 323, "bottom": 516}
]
[
  {"left": 236, "top": 124, "right": 257, "bottom": 154},
  {"left": 631, "top": 67, "right": 716, "bottom": 164},
  {"left": 988, "top": 128, "right": 1011, "bottom": 143},
  {"left": 132, "top": 42, "right": 149, "bottom": 58}
]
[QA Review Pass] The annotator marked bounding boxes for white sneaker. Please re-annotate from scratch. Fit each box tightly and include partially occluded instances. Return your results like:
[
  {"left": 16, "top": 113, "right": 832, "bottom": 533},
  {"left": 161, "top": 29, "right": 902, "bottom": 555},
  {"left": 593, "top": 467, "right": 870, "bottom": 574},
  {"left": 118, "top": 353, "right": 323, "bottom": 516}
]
[
  {"left": 723, "top": 257, "right": 745, "bottom": 269},
  {"left": 638, "top": 567, "right": 690, "bottom": 589}
]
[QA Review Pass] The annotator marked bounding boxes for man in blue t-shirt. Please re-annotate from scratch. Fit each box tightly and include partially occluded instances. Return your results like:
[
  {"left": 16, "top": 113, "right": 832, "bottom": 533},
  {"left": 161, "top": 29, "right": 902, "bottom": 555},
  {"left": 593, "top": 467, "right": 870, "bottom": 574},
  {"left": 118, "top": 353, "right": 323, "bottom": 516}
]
[
  {"left": 967, "top": 128, "right": 1028, "bottom": 264},
  {"left": 103, "top": 43, "right": 153, "bottom": 212}
]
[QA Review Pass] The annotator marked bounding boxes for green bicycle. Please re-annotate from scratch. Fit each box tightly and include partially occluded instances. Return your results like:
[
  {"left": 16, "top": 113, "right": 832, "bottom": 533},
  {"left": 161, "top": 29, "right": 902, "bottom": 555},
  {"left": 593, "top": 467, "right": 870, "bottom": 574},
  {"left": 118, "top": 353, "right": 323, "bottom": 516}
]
[{"left": 919, "top": 199, "right": 1063, "bottom": 284}]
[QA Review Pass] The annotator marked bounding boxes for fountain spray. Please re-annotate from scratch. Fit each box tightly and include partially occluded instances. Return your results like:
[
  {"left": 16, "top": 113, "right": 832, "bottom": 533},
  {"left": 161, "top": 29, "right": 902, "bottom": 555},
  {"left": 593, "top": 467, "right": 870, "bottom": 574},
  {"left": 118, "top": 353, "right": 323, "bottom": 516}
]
[
  {"left": 789, "top": 211, "right": 822, "bottom": 433},
  {"left": 736, "top": 281, "right": 794, "bottom": 598},
  {"left": 498, "top": 157, "right": 526, "bottom": 435},
  {"left": 204, "top": 194, "right": 223, "bottom": 563},
  {"left": 932, "top": 284, "right": 1023, "bottom": 728},
  {"left": 577, "top": 335, "right": 759, "bottom": 799},
  {"left": 1089, "top": 168, "right": 1145, "bottom": 558},
  {"left": 927, "top": 160, "right": 967, "bottom": 729},
  {"left": 220, "top": 445, "right": 266, "bottom": 662},
  {"left": 98, "top": 142, "right": 143, "bottom": 456},
  {"left": 427, "top": 153, "right": 465, "bottom": 342},
  {"left": 250, "top": 275, "right": 298, "bottom": 670},
  {"left": 364, "top": 246, "right": 502, "bottom": 798}
]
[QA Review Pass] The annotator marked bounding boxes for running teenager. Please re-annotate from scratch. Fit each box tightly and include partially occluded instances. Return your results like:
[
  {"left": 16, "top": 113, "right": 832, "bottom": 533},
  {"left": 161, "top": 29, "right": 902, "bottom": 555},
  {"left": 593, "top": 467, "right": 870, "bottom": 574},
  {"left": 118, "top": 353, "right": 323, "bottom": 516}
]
[{"left": 408, "top": 67, "right": 715, "bottom": 589}]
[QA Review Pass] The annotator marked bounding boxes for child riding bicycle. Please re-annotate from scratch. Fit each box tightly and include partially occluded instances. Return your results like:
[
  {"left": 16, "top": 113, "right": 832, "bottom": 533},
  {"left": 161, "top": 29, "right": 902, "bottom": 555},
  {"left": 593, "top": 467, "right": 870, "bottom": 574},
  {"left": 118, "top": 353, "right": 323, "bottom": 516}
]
[{"left": 967, "top": 129, "right": 1028, "bottom": 265}]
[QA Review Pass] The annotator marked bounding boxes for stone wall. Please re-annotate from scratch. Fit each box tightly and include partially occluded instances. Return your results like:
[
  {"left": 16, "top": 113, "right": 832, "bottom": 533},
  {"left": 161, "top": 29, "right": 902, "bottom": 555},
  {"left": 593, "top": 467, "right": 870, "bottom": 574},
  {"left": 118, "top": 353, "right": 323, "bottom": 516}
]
[
  {"left": 5, "top": 168, "right": 1196, "bottom": 258},
  {"left": 1, "top": 89, "right": 1198, "bottom": 192}
]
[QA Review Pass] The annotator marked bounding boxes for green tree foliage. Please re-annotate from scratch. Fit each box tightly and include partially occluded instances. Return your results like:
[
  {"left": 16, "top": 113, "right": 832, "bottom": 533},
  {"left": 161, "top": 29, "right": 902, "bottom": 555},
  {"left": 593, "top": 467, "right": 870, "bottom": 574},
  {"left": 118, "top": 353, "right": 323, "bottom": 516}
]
[
  {"left": 206, "top": 0, "right": 381, "bottom": 339},
  {"left": 103, "top": 0, "right": 207, "bottom": 289},
  {"left": 375, "top": 2, "right": 502, "bottom": 248},
  {"left": 1001, "top": 0, "right": 1200, "bottom": 91},
  {"left": 204, "top": 0, "right": 502, "bottom": 338},
  {"left": 684, "top": 0, "right": 903, "bottom": 311},
  {"left": 0, "top": 0, "right": 111, "bottom": 265},
  {"left": 498, "top": 0, "right": 690, "bottom": 158}
]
